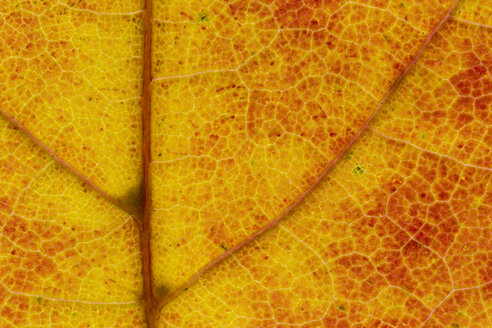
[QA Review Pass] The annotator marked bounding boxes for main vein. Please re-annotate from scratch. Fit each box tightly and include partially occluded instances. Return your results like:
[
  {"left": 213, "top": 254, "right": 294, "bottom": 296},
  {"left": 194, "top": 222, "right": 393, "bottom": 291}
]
[{"left": 141, "top": 0, "right": 155, "bottom": 327}]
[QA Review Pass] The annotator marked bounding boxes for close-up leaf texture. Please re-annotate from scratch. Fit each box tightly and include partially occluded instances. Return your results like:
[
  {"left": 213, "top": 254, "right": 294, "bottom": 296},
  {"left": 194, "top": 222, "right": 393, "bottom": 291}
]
[{"left": 0, "top": 0, "right": 490, "bottom": 327}]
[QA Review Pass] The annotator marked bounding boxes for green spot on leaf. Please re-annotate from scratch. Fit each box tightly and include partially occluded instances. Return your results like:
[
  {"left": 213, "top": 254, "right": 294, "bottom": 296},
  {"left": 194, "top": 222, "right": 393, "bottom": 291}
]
[
  {"left": 198, "top": 13, "right": 209, "bottom": 22},
  {"left": 344, "top": 150, "right": 354, "bottom": 160},
  {"left": 338, "top": 305, "right": 345, "bottom": 311},
  {"left": 35, "top": 297, "right": 42, "bottom": 304},
  {"left": 220, "top": 244, "right": 228, "bottom": 250},
  {"left": 353, "top": 164, "right": 365, "bottom": 175},
  {"left": 452, "top": 324, "right": 460, "bottom": 328}
]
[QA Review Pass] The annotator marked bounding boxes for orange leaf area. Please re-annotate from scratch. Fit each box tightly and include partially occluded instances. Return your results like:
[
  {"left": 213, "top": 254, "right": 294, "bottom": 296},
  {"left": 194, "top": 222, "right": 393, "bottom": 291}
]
[
  {"left": 158, "top": 1, "right": 491, "bottom": 327},
  {"left": 0, "top": 0, "right": 490, "bottom": 327},
  {"left": 160, "top": 129, "right": 491, "bottom": 327},
  {"left": 0, "top": 1, "right": 144, "bottom": 203},
  {"left": 150, "top": 0, "right": 457, "bottom": 291},
  {"left": 0, "top": 119, "right": 144, "bottom": 326}
]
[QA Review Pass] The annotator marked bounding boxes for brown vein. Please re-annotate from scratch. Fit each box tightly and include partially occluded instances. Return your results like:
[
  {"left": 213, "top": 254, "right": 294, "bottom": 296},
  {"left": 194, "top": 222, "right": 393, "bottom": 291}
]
[
  {"left": 0, "top": 108, "right": 137, "bottom": 217},
  {"left": 156, "top": 0, "right": 460, "bottom": 312},
  {"left": 141, "top": 0, "right": 156, "bottom": 327}
]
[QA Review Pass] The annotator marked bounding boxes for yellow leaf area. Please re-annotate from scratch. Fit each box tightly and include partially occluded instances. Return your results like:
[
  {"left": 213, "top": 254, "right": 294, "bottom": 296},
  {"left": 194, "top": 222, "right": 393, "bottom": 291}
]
[
  {"left": 0, "top": 0, "right": 145, "bottom": 327},
  {"left": 158, "top": 1, "right": 491, "bottom": 328},
  {"left": 0, "top": 117, "right": 144, "bottom": 325},
  {"left": 151, "top": 0, "right": 456, "bottom": 291},
  {"left": 0, "top": 0, "right": 144, "bottom": 204},
  {"left": 0, "top": 0, "right": 490, "bottom": 327}
]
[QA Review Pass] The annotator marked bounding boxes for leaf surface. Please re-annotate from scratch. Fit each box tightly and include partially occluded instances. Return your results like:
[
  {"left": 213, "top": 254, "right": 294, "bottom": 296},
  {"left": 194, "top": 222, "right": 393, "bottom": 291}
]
[
  {"left": 0, "top": 120, "right": 144, "bottom": 325},
  {"left": 159, "top": 1, "right": 492, "bottom": 326},
  {"left": 150, "top": 0, "right": 457, "bottom": 291},
  {"left": 0, "top": 1, "right": 144, "bottom": 204},
  {"left": 0, "top": 0, "right": 490, "bottom": 327}
]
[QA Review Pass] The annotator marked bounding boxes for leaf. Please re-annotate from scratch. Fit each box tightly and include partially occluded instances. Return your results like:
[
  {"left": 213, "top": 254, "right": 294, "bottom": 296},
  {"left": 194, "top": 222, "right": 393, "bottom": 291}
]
[
  {"left": 0, "top": 1, "right": 144, "bottom": 206},
  {"left": 0, "top": 0, "right": 490, "bottom": 328},
  {"left": 150, "top": 0, "right": 458, "bottom": 291}
]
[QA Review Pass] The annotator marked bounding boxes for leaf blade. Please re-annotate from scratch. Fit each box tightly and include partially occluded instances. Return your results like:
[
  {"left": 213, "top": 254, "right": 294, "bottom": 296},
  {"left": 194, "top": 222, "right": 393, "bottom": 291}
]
[
  {"left": 0, "top": 1, "right": 144, "bottom": 202},
  {"left": 150, "top": 0, "right": 458, "bottom": 293}
]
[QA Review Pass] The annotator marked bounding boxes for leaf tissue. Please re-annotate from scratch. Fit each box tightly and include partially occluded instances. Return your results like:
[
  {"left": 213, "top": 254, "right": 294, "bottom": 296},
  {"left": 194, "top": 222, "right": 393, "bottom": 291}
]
[{"left": 0, "top": 0, "right": 490, "bottom": 327}]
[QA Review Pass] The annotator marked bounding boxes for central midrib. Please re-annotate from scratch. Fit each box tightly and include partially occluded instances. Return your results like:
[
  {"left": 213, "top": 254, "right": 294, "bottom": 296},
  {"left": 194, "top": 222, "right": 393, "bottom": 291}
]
[{"left": 141, "top": 0, "right": 155, "bottom": 327}]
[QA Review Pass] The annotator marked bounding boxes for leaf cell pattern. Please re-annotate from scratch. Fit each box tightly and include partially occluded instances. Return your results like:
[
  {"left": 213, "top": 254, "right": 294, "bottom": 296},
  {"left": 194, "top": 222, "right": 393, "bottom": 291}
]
[
  {"left": 151, "top": 0, "right": 456, "bottom": 291},
  {"left": 0, "top": 1, "right": 144, "bottom": 203},
  {"left": 0, "top": 0, "right": 490, "bottom": 327},
  {"left": 0, "top": 119, "right": 144, "bottom": 326}
]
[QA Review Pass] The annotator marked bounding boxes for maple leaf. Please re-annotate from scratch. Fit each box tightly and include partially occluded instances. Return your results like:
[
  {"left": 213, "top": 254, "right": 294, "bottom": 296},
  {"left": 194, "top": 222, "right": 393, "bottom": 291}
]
[{"left": 0, "top": 0, "right": 490, "bottom": 328}]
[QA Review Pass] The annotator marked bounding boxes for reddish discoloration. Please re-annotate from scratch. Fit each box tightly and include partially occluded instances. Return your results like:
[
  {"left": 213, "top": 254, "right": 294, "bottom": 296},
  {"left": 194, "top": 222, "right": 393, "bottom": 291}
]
[
  {"left": 351, "top": 216, "right": 406, "bottom": 255},
  {"left": 332, "top": 254, "right": 384, "bottom": 301},
  {"left": 0, "top": 293, "right": 29, "bottom": 326},
  {"left": 429, "top": 287, "right": 491, "bottom": 328},
  {"left": 275, "top": 4, "right": 318, "bottom": 29},
  {"left": 3, "top": 248, "right": 57, "bottom": 292},
  {"left": 445, "top": 226, "right": 492, "bottom": 288}
]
